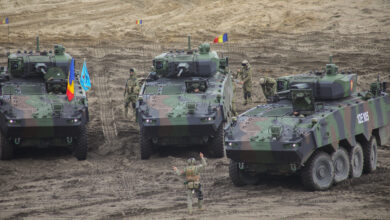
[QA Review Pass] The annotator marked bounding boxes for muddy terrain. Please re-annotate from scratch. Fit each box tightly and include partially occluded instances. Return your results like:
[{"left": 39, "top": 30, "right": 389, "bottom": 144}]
[{"left": 0, "top": 0, "right": 390, "bottom": 219}]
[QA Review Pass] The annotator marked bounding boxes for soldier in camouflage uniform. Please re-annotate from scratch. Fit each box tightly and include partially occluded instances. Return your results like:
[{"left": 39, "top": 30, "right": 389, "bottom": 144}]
[
  {"left": 123, "top": 68, "right": 140, "bottom": 119},
  {"left": 236, "top": 60, "right": 253, "bottom": 105},
  {"left": 173, "top": 152, "right": 207, "bottom": 214},
  {"left": 259, "top": 76, "right": 277, "bottom": 101}
]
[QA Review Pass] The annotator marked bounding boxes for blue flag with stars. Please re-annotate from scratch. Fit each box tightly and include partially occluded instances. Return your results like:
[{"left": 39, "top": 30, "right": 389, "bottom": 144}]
[{"left": 80, "top": 60, "right": 91, "bottom": 92}]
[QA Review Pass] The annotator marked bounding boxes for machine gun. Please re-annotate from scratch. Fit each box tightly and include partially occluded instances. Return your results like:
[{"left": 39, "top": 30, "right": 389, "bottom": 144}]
[{"left": 176, "top": 63, "right": 189, "bottom": 77}]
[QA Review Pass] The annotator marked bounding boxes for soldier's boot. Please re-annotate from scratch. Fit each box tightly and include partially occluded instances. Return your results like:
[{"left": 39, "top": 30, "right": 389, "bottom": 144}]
[
  {"left": 187, "top": 191, "right": 193, "bottom": 214},
  {"left": 247, "top": 97, "right": 253, "bottom": 105},
  {"left": 124, "top": 107, "right": 129, "bottom": 118},
  {"left": 197, "top": 200, "right": 203, "bottom": 210},
  {"left": 244, "top": 99, "right": 248, "bottom": 105}
]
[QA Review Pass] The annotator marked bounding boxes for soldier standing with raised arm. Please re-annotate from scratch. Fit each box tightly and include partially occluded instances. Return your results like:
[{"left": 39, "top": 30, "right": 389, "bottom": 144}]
[
  {"left": 235, "top": 60, "right": 253, "bottom": 105},
  {"left": 123, "top": 68, "right": 140, "bottom": 119},
  {"left": 173, "top": 152, "right": 207, "bottom": 214}
]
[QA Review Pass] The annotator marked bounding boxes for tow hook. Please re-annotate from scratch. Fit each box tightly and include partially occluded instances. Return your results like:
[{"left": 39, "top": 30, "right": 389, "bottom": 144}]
[
  {"left": 238, "top": 162, "right": 245, "bottom": 170},
  {"left": 290, "top": 163, "right": 297, "bottom": 172}
]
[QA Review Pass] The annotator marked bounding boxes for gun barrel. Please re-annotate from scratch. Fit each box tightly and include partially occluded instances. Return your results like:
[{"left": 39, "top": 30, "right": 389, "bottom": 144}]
[
  {"left": 277, "top": 90, "right": 290, "bottom": 95},
  {"left": 36, "top": 36, "right": 40, "bottom": 52},
  {"left": 177, "top": 68, "right": 184, "bottom": 77}
]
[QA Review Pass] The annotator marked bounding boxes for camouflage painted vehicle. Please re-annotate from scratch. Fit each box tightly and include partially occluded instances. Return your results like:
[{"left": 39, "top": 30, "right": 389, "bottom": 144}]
[
  {"left": 0, "top": 37, "right": 89, "bottom": 160},
  {"left": 225, "top": 57, "right": 389, "bottom": 190},
  {"left": 137, "top": 37, "right": 233, "bottom": 159}
]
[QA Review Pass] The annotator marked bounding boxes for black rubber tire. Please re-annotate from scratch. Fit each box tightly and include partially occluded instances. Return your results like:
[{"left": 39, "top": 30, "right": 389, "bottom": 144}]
[
  {"left": 349, "top": 143, "right": 364, "bottom": 178},
  {"left": 140, "top": 127, "right": 153, "bottom": 160},
  {"left": 331, "top": 147, "right": 350, "bottom": 183},
  {"left": 229, "top": 160, "right": 246, "bottom": 186},
  {"left": 228, "top": 160, "right": 258, "bottom": 186},
  {"left": 302, "top": 151, "right": 335, "bottom": 191},
  {"left": 73, "top": 125, "right": 88, "bottom": 160},
  {"left": 363, "top": 137, "right": 377, "bottom": 173},
  {"left": 208, "top": 125, "right": 225, "bottom": 158},
  {"left": 0, "top": 131, "right": 14, "bottom": 160}
]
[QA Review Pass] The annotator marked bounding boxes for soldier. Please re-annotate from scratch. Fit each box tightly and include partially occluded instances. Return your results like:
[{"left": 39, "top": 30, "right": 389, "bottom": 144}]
[
  {"left": 123, "top": 68, "right": 140, "bottom": 119},
  {"left": 259, "top": 76, "right": 277, "bottom": 101},
  {"left": 236, "top": 60, "right": 253, "bottom": 105},
  {"left": 173, "top": 152, "right": 207, "bottom": 214}
]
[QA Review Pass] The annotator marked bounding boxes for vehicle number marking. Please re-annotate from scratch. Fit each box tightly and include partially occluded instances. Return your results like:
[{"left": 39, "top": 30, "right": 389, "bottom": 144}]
[{"left": 357, "top": 112, "right": 369, "bottom": 124}]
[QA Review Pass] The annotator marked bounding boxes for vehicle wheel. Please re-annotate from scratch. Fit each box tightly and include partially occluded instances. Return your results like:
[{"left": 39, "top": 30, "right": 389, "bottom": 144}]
[
  {"left": 349, "top": 143, "right": 364, "bottom": 178},
  {"left": 140, "top": 127, "right": 153, "bottom": 160},
  {"left": 229, "top": 160, "right": 258, "bottom": 186},
  {"left": 363, "top": 137, "right": 377, "bottom": 173},
  {"left": 331, "top": 147, "right": 350, "bottom": 183},
  {"left": 208, "top": 125, "right": 224, "bottom": 158},
  {"left": 73, "top": 125, "right": 88, "bottom": 160},
  {"left": 302, "top": 151, "right": 334, "bottom": 191},
  {"left": 0, "top": 131, "right": 14, "bottom": 160}
]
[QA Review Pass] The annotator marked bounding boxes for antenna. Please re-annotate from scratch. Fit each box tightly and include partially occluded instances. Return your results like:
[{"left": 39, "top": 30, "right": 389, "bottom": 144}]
[
  {"left": 188, "top": 35, "right": 191, "bottom": 50},
  {"left": 36, "top": 35, "right": 40, "bottom": 52}
]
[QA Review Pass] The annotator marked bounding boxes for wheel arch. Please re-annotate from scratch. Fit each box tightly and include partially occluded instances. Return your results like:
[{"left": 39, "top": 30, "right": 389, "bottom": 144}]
[{"left": 372, "top": 128, "right": 382, "bottom": 146}]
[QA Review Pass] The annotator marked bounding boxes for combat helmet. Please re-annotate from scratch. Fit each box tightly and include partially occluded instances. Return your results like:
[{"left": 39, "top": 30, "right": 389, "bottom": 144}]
[
  {"left": 259, "top": 77, "right": 265, "bottom": 85},
  {"left": 242, "top": 60, "right": 250, "bottom": 69},
  {"left": 187, "top": 158, "right": 196, "bottom": 165}
]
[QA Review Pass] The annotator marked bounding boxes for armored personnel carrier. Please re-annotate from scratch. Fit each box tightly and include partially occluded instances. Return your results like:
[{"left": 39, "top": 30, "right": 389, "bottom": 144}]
[
  {"left": 137, "top": 37, "right": 233, "bottom": 159},
  {"left": 0, "top": 37, "right": 89, "bottom": 160},
  {"left": 225, "top": 57, "right": 389, "bottom": 190}
]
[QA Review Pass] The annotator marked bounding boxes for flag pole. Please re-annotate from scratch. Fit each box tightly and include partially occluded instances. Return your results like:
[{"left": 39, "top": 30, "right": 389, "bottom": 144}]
[
  {"left": 227, "top": 34, "right": 230, "bottom": 63},
  {"left": 141, "top": 21, "right": 145, "bottom": 74},
  {"left": 7, "top": 19, "right": 10, "bottom": 54}
]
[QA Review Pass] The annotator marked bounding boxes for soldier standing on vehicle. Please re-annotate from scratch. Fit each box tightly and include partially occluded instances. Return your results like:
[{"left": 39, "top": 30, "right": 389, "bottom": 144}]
[
  {"left": 259, "top": 76, "right": 277, "bottom": 101},
  {"left": 235, "top": 60, "right": 253, "bottom": 105},
  {"left": 173, "top": 152, "right": 207, "bottom": 215},
  {"left": 123, "top": 68, "right": 140, "bottom": 119}
]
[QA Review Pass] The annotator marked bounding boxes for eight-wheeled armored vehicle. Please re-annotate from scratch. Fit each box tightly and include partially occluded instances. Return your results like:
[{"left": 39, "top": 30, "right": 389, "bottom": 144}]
[
  {"left": 0, "top": 37, "right": 89, "bottom": 160},
  {"left": 225, "top": 57, "right": 389, "bottom": 190},
  {"left": 137, "top": 37, "right": 233, "bottom": 159}
]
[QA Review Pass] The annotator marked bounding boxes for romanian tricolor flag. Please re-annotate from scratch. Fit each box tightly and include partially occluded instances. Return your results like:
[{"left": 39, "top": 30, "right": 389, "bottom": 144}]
[
  {"left": 213, "top": 33, "right": 228, "bottom": 43},
  {"left": 66, "top": 58, "right": 75, "bottom": 101},
  {"left": 1, "top": 18, "right": 9, "bottom": 24},
  {"left": 136, "top": 19, "right": 142, "bottom": 25}
]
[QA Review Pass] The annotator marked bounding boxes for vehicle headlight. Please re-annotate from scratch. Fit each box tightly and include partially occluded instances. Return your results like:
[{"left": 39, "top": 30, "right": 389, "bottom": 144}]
[
  {"left": 144, "top": 119, "right": 156, "bottom": 124},
  {"left": 201, "top": 117, "right": 215, "bottom": 122},
  {"left": 226, "top": 142, "right": 237, "bottom": 147},
  {"left": 67, "top": 118, "right": 81, "bottom": 124},
  {"left": 283, "top": 143, "right": 301, "bottom": 148}
]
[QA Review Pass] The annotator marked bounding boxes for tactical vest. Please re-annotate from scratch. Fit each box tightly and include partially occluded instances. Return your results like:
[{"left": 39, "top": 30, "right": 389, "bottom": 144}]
[
  {"left": 185, "top": 166, "right": 200, "bottom": 182},
  {"left": 126, "top": 78, "right": 137, "bottom": 94}
]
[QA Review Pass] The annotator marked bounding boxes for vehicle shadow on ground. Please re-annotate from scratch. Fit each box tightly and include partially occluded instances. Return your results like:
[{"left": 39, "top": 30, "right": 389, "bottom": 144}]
[
  {"left": 13, "top": 147, "right": 73, "bottom": 160},
  {"left": 252, "top": 174, "right": 305, "bottom": 191},
  {"left": 156, "top": 145, "right": 207, "bottom": 159}
]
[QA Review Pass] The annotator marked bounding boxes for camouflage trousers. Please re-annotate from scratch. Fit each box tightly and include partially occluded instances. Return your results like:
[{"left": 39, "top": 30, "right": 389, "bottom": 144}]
[
  {"left": 185, "top": 183, "right": 203, "bottom": 214},
  {"left": 261, "top": 84, "right": 276, "bottom": 99},
  {"left": 243, "top": 87, "right": 252, "bottom": 105},
  {"left": 124, "top": 96, "right": 136, "bottom": 118}
]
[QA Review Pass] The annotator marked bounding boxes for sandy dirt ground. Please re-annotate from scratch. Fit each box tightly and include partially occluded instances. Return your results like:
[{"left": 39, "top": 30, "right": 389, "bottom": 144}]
[{"left": 0, "top": 0, "right": 390, "bottom": 219}]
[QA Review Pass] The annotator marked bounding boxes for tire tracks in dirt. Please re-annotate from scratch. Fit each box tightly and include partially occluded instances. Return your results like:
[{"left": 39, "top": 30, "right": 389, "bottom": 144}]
[{"left": 93, "top": 41, "right": 118, "bottom": 143}]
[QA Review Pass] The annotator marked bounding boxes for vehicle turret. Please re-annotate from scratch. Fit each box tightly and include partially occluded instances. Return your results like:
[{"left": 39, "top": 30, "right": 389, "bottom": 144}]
[
  {"left": 277, "top": 56, "right": 357, "bottom": 101},
  {"left": 6, "top": 36, "right": 71, "bottom": 93},
  {"left": 151, "top": 37, "right": 228, "bottom": 79}
]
